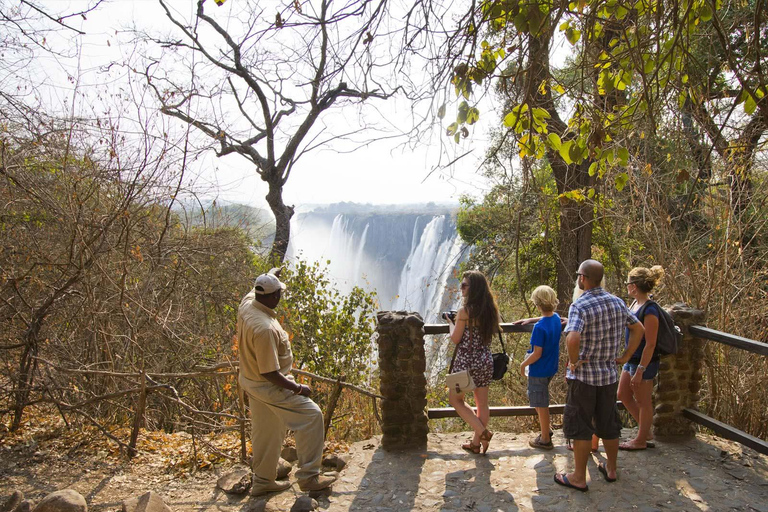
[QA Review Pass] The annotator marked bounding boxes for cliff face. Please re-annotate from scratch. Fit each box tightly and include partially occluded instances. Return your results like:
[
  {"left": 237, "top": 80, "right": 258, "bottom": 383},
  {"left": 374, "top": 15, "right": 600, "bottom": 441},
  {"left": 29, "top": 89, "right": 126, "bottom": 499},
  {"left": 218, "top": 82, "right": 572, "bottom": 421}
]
[{"left": 287, "top": 208, "right": 466, "bottom": 321}]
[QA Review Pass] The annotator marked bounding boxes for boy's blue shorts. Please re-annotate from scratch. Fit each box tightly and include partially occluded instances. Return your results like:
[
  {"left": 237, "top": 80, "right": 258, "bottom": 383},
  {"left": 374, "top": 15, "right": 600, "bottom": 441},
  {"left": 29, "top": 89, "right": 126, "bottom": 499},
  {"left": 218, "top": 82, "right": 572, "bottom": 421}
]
[{"left": 527, "top": 376, "right": 553, "bottom": 408}]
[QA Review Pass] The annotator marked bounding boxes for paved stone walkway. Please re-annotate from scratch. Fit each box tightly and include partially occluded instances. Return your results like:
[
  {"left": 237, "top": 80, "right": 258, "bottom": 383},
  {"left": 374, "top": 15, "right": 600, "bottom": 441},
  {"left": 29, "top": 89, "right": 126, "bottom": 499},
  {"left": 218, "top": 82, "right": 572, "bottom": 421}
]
[
  {"left": 318, "top": 430, "right": 768, "bottom": 512},
  {"left": 2, "top": 429, "right": 767, "bottom": 511}
]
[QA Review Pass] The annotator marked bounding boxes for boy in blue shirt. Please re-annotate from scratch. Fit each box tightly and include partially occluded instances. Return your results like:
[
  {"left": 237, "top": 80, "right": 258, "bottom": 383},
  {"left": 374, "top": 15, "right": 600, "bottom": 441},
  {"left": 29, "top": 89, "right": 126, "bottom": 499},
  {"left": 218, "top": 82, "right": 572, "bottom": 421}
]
[{"left": 519, "top": 285, "right": 561, "bottom": 450}]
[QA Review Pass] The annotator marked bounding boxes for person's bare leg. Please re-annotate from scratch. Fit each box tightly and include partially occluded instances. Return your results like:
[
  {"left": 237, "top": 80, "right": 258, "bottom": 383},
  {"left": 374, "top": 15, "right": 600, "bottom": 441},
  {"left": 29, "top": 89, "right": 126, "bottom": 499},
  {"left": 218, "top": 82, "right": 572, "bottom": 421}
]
[
  {"left": 536, "top": 407, "right": 551, "bottom": 442},
  {"left": 617, "top": 370, "right": 640, "bottom": 423},
  {"left": 563, "top": 439, "right": 590, "bottom": 488},
  {"left": 602, "top": 437, "right": 619, "bottom": 480},
  {"left": 629, "top": 380, "right": 654, "bottom": 446},
  {"left": 474, "top": 387, "right": 490, "bottom": 431},
  {"left": 449, "top": 390, "right": 484, "bottom": 443},
  {"left": 591, "top": 434, "right": 599, "bottom": 452}
]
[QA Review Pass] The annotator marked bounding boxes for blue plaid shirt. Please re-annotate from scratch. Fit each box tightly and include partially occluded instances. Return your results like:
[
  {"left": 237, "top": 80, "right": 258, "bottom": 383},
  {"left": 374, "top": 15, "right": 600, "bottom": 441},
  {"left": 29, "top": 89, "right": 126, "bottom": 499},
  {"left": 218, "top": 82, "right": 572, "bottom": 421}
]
[{"left": 564, "top": 287, "right": 639, "bottom": 386}]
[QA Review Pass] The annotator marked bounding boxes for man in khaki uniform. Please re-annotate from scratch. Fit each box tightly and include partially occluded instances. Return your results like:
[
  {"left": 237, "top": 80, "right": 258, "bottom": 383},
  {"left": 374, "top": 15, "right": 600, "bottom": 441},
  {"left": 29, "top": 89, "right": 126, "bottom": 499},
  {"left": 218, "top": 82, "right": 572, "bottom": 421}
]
[{"left": 237, "top": 269, "right": 336, "bottom": 496}]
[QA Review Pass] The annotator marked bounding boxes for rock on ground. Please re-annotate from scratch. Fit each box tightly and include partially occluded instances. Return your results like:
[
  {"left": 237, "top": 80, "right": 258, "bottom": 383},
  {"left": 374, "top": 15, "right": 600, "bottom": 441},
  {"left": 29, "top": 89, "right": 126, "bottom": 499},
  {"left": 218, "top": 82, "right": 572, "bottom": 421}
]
[
  {"left": 216, "top": 469, "right": 252, "bottom": 495},
  {"left": 322, "top": 455, "right": 348, "bottom": 472},
  {"left": 277, "top": 458, "right": 292, "bottom": 479},
  {"left": 31, "top": 490, "right": 86, "bottom": 512},
  {"left": 1, "top": 491, "right": 23, "bottom": 512},
  {"left": 241, "top": 501, "right": 280, "bottom": 512},
  {"left": 289, "top": 496, "right": 317, "bottom": 512},
  {"left": 121, "top": 492, "right": 171, "bottom": 512},
  {"left": 280, "top": 447, "right": 298, "bottom": 463}
]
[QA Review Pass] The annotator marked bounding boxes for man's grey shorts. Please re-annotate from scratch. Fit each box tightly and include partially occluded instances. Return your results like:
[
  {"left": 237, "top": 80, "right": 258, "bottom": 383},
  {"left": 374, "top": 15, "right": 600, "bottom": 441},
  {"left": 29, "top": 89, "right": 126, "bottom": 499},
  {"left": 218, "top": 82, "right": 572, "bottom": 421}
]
[{"left": 527, "top": 376, "right": 553, "bottom": 408}]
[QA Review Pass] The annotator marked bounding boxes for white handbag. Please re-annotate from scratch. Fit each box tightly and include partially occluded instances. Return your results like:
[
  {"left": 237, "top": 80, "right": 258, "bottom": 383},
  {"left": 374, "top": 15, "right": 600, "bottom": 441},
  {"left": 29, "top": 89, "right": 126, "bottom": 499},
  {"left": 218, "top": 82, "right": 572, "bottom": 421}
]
[{"left": 446, "top": 369, "right": 476, "bottom": 394}]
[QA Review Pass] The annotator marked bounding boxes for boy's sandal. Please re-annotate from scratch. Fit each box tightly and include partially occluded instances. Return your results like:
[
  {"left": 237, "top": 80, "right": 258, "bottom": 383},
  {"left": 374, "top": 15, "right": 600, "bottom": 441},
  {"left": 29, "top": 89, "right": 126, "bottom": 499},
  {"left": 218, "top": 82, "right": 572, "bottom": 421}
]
[{"left": 529, "top": 434, "right": 554, "bottom": 450}]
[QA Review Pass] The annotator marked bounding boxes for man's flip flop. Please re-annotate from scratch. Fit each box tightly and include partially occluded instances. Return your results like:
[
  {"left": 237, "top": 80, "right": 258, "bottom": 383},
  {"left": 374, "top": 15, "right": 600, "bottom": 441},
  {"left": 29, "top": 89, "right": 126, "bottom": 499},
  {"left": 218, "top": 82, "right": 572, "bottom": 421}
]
[
  {"left": 554, "top": 473, "right": 588, "bottom": 492},
  {"left": 598, "top": 462, "right": 617, "bottom": 483}
]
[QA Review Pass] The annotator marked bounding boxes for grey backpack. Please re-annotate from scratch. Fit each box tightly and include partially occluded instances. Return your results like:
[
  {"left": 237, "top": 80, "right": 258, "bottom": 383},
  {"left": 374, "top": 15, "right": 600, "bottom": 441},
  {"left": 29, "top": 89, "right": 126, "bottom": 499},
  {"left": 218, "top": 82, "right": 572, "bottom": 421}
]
[{"left": 635, "top": 300, "right": 682, "bottom": 356}]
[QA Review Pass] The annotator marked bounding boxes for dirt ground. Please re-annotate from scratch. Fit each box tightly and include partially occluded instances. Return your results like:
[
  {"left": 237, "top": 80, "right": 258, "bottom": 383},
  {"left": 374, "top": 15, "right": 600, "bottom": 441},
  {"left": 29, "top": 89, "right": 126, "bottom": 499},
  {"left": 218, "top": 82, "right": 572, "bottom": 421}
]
[{"left": 2, "top": 415, "right": 768, "bottom": 512}]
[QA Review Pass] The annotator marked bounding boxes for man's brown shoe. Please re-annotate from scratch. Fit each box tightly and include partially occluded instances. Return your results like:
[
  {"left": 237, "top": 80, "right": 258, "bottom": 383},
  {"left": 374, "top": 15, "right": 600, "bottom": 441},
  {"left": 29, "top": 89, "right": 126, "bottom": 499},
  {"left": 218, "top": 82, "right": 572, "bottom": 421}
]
[
  {"left": 249, "top": 479, "right": 292, "bottom": 496},
  {"left": 298, "top": 474, "right": 337, "bottom": 492}
]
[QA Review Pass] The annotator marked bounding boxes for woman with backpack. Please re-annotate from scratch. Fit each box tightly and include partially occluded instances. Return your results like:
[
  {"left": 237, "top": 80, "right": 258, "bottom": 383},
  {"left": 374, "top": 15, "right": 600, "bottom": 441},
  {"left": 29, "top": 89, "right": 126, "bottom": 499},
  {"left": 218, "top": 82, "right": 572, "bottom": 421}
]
[
  {"left": 617, "top": 265, "right": 665, "bottom": 450},
  {"left": 445, "top": 270, "right": 501, "bottom": 454}
]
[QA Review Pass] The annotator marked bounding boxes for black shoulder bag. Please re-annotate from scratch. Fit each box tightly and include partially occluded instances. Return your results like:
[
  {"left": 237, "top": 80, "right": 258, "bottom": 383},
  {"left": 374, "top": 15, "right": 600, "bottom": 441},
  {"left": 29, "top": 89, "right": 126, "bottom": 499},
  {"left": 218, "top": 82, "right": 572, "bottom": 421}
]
[{"left": 492, "top": 332, "right": 509, "bottom": 380}]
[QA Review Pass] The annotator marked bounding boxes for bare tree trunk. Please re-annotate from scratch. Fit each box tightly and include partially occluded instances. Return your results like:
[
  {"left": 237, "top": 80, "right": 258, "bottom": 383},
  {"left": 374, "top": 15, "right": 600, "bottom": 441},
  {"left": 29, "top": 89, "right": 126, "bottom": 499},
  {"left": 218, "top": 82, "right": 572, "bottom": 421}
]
[
  {"left": 265, "top": 180, "right": 294, "bottom": 263},
  {"left": 11, "top": 327, "right": 40, "bottom": 431}
]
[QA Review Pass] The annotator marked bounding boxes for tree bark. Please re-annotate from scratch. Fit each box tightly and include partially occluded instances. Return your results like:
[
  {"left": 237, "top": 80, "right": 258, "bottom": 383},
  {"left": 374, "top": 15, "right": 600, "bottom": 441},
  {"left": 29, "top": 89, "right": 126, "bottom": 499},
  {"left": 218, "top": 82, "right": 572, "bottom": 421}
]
[
  {"left": 265, "top": 179, "right": 294, "bottom": 263},
  {"left": 525, "top": 18, "right": 593, "bottom": 309}
]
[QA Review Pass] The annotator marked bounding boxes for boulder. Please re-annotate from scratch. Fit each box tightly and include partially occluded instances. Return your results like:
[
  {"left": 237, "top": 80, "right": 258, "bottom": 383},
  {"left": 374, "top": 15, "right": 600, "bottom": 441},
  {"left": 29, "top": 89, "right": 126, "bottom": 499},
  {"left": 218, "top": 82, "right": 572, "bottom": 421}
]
[
  {"left": 276, "top": 458, "right": 292, "bottom": 480},
  {"left": 14, "top": 501, "right": 31, "bottom": 512},
  {"left": 1, "top": 491, "right": 23, "bottom": 512},
  {"left": 321, "top": 454, "right": 348, "bottom": 472},
  {"left": 32, "top": 490, "right": 86, "bottom": 512},
  {"left": 280, "top": 446, "right": 298, "bottom": 463},
  {"left": 289, "top": 497, "right": 318, "bottom": 512},
  {"left": 242, "top": 501, "right": 280, "bottom": 512},
  {"left": 216, "top": 469, "right": 252, "bottom": 495},
  {"left": 121, "top": 492, "right": 171, "bottom": 512}
]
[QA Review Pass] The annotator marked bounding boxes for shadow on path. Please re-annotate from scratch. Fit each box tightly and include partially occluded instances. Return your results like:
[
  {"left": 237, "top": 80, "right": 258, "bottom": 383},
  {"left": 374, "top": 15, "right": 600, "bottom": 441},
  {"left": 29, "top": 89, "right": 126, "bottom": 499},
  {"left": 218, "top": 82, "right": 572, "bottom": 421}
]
[
  {"left": 346, "top": 446, "right": 427, "bottom": 511},
  {"left": 443, "top": 455, "right": 517, "bottom": 511}
]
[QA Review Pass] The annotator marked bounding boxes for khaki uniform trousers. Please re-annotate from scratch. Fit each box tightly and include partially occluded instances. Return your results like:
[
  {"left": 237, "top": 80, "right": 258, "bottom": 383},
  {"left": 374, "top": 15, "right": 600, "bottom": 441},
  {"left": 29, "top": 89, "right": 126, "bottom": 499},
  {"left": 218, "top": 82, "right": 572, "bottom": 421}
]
[{"left": 239, "top": 374, "right": 325, "bottom": 484}]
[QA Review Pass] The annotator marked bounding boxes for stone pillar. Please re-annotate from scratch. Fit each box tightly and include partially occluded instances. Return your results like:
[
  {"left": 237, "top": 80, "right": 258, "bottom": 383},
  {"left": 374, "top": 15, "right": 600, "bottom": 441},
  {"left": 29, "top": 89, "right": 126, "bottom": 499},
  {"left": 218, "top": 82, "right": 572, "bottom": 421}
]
[
  {"left": 375, "top": 311, "right": 429, "bottom": 451},
  {"left": 653, "top": 303, "right": 706, "bottom": 438}
]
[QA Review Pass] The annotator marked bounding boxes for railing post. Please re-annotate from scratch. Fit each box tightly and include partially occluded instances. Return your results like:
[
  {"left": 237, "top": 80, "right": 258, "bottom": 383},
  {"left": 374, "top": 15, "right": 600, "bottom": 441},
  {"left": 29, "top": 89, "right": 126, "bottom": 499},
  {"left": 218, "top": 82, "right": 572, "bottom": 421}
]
[
  {"left": 375, "top": 311, "right": 429, "bottom": 451},
  {"left": 654, "top": 303, "right": 706, "bottom": 438}
]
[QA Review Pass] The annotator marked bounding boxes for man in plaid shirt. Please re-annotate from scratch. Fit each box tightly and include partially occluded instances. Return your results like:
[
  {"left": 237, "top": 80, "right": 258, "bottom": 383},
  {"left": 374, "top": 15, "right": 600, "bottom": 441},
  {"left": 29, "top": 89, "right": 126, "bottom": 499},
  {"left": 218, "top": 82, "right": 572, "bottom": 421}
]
[{"left": 555, "top": 259, "right": 645, "bottom": 491}]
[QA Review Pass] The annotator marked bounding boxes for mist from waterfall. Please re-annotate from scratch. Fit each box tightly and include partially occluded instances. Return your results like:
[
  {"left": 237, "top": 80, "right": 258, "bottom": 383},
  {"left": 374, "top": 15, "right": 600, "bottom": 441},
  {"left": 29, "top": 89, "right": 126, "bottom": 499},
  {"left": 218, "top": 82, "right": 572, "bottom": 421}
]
[
  {"left": 286, "top": 206, "right": 467, "bottom": 322},
  {"left": 392, "top": 215, "right": 465, "bottom": 321}
]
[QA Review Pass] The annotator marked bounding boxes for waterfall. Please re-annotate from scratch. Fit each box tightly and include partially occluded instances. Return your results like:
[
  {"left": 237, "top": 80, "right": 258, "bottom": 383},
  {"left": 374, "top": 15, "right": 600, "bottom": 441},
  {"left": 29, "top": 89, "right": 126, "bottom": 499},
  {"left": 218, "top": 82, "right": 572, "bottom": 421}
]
[
  {"left": 392, "top": 215, "right": 464, "bottom": 321},
  {"left": 288, "top": 207, "right": 466, "bottom": 319},
  {"left": 352, "top": 223, "right": 369, "bottom": 281}
]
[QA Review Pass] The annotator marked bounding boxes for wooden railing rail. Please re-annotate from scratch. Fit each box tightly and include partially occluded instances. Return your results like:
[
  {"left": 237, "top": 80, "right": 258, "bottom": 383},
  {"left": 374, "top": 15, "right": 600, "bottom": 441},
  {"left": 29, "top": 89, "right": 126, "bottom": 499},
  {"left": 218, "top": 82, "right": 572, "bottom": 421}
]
[
  {"left": 682, "top": 324, "right": 768, "bottom": 455},
  {"left": 688, "top": 325, "right": 768, "bottom": 356},
  {"left": 33, "top": 357, "right": 382, "bottom": 457},
  {"left": 423, "top": 323, "right": 534, "bottom": 335},
  {"left": 420, "top": 319, "right": 768, "bottom": 456}
]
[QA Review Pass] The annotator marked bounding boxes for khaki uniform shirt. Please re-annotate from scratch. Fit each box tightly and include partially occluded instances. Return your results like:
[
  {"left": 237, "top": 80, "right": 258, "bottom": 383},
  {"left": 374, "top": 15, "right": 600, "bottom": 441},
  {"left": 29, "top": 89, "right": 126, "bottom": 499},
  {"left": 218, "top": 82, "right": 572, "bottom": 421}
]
[{"left": 237, "top": 289, "right": 293, "bottom": 382}]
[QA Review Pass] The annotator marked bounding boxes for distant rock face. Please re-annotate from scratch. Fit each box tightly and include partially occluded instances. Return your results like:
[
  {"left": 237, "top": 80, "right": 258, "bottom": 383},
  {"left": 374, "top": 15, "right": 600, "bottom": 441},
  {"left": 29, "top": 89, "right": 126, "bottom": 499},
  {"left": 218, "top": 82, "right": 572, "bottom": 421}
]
[
  {"left": 121, "top": 491, "right": 171, "bottom": 512},
  {"left": 216, "top": 469, "right": 252, "bottom": 495},
  {"left": 287, "top": 210, "right": 464, "bottom": 318},
  {"left": 31, "top": 490, "right": 86, "bottom": 512}
]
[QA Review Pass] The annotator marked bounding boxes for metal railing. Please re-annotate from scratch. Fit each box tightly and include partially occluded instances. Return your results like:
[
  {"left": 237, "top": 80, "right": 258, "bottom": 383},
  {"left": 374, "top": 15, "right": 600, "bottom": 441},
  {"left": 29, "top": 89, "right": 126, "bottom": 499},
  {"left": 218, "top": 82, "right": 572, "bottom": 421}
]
[{"left": 424, "top": 321, "right": 768, "bottom": 455}]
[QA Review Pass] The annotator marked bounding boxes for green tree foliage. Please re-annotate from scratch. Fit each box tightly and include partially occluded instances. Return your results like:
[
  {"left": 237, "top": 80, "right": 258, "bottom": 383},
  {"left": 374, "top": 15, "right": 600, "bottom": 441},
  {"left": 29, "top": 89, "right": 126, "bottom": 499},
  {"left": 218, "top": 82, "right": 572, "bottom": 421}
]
[
  {"left": 276, "top": 259, "right": 378, "bottom": 386},
  {"left": 434, "top": 0, "right": 768, "bottom": 304},
  {"left": 438, "top": 0, "right": 768, "bottom": 438}
]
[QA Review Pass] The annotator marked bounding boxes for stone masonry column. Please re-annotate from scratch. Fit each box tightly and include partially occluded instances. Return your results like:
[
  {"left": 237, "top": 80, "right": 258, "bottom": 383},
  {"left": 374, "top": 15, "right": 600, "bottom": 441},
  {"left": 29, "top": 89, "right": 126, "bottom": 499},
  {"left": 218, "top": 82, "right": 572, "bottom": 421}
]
[
  {"left": 653, "top": 303, "right": 706, "bottom": 438},
  {"left": 375, "top": 311, "right": 429, "bottom": 451}
]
